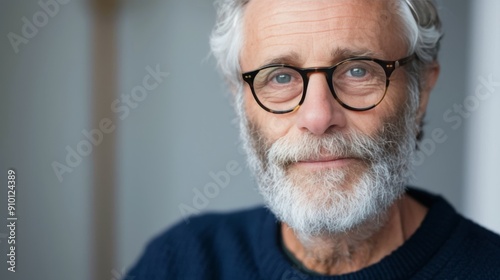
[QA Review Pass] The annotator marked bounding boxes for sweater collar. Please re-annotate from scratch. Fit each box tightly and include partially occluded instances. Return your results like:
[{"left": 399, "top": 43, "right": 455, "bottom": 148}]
[{"left": 256, "top": 187, "right": 460, "bottom": 279}]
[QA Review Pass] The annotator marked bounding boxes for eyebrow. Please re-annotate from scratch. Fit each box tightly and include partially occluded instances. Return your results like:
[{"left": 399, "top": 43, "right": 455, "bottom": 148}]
[
  {"left": 259, "top": 47, "right": 380, "bottom": 68},
  {"left": 331, "top": 48, "right": 379, "bottom": 60},
  {"left": 260, "top": 52, "right": 302, "bottom": 67}
]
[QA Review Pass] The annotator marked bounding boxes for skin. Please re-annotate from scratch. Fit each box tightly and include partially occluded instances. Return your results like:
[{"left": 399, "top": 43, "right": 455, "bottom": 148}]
[{"left": 240, "top": 0, "right": 440, "bottom": 275}]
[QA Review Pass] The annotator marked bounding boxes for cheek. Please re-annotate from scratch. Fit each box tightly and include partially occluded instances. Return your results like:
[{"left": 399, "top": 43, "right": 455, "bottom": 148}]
[
  {"left": 244, "top": 89, "right": 293, "bottom": 142},
  {"left": 344, "top": 111, "right": 384, "bottom": 136},
  {"left": 345, "top": 82, "right": 408, "bottom": 135}
]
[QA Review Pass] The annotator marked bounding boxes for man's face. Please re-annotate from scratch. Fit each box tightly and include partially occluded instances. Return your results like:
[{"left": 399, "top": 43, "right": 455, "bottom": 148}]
[{"left": 239, "top": 0, "right": 420, "bottom": 239}]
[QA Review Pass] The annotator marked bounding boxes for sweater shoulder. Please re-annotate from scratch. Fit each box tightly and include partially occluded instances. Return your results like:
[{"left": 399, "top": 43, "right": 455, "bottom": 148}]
[
  {"left": 430, "top": 216, "right": 500, "bottom": 279},
  {"left": 457, "top": 217, "right": 500, "bottom": 256},
  {"left": 126, "top": 206, "right": 271, "bottom": 280},
  {"left": 163, "top": 205, "right": 271, "bottom": 245},
  {"left": 177, "top": 205, "right": 270, "bottom": 233},
  {"left": 153, "top": 205, "right": 271, "bottom": 250},
  {"left": 406, "top": 188, "right": 500, "bottom": 279}
]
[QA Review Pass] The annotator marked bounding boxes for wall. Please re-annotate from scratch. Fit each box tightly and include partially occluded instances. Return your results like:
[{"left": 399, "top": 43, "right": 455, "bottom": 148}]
[
  {"left": 464, "top": 0, "right": 500, "bottom": 233},
  {"left": 0, "top": 0, "right": 92, "bottom": 279}
]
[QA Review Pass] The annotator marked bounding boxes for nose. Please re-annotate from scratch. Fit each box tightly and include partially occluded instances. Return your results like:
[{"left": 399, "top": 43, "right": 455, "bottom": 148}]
[{"left": 295, "top": 72, "right": 346, "bottom": 135}]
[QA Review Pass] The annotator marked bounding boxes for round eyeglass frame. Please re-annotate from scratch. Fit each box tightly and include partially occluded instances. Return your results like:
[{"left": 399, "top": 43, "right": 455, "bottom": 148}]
[{"left": 241, "top": 54, "right": 415, "bottom": 114}]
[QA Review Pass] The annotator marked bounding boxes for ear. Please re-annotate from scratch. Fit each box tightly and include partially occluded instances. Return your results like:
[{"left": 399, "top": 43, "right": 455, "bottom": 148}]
[{"left": 416, "top": 61, "right": 440, "bottom": 126}]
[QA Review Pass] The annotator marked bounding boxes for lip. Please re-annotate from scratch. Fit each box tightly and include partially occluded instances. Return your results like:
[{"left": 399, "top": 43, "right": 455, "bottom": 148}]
[{"left": 293, "top": 157, "right": 356, "bottom": 169}]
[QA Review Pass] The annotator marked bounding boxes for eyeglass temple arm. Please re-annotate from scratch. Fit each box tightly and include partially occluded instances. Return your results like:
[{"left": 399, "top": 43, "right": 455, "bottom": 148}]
[{"left": 396, "top": 54, "right": 416, "bottom": 68}]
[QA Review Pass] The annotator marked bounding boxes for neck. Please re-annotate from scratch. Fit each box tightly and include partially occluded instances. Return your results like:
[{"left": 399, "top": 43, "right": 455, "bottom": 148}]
[{"left": 281, "top": 194, "right": 427, "bottom": 275}]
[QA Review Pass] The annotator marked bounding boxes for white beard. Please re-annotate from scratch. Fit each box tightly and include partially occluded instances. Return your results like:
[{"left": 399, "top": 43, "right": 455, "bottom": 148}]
[{"left": 236, "top": 94, "right": 417, "bottom": 243}]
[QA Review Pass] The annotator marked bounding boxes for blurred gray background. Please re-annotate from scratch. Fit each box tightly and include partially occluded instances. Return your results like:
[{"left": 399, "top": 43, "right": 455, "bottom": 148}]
[{"left": 1, "top": 0, "right": 499, "bottom": 279}]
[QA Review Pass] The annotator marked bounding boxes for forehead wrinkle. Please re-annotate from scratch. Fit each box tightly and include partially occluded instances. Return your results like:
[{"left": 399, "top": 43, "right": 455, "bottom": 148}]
[
  {"left": 259, "top": 27, "right": 375, "bottom": 44},
  {"left": 248, "top": 0, "right": 390, "bottom": 45},
  {"left": 262, "top": 1, "right": 385, "bottom": 19},
  {"left": 260, "top": 15, "right": 379, "bottom": 34},
  {"left": 256, "top": 13, "right": 386, "bottom": 45},
  {"left": 256, "top": 0, "right": 388, "bottom": 30}
]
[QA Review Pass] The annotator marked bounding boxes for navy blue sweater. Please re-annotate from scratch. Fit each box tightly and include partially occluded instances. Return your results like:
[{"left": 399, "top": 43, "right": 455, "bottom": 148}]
[{"left": 127, "top": 188, "right": 500, "bottom": 279}]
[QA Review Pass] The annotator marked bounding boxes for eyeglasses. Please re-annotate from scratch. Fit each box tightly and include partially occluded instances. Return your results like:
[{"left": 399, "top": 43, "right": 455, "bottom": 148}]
[{"left": 241, "top": 55, "right": 415, "bottom": 114}]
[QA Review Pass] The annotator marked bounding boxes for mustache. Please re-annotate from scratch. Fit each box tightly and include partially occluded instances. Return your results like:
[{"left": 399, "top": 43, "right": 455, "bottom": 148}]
[{"left": 267, "top": 130, "right": 382, "bottom": 168}]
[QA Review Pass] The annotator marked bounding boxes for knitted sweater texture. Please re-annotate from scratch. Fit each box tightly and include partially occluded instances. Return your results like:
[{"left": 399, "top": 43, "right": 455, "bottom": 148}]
[{"left": 127, "top": 188, "right": 500, "bottom": 279}]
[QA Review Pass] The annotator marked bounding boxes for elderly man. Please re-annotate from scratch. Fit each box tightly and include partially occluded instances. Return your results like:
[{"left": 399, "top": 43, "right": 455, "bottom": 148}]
[{"left": 128, "top": 0, "right": 500, "bottom": 279}]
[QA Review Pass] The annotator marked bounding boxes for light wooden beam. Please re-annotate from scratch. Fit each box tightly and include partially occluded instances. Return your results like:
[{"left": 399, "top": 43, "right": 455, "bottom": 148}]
[{"left": 90, "top": 0, "right": 119, "bottom": 279}]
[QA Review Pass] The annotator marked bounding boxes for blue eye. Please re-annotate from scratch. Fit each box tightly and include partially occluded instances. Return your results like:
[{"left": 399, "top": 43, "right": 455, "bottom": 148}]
[
  {"left": 349, "top": 68, "right": 367, "bottom": 77},
  {"left": 274, "top": 74, "right": 292, "bottom": 84}
]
